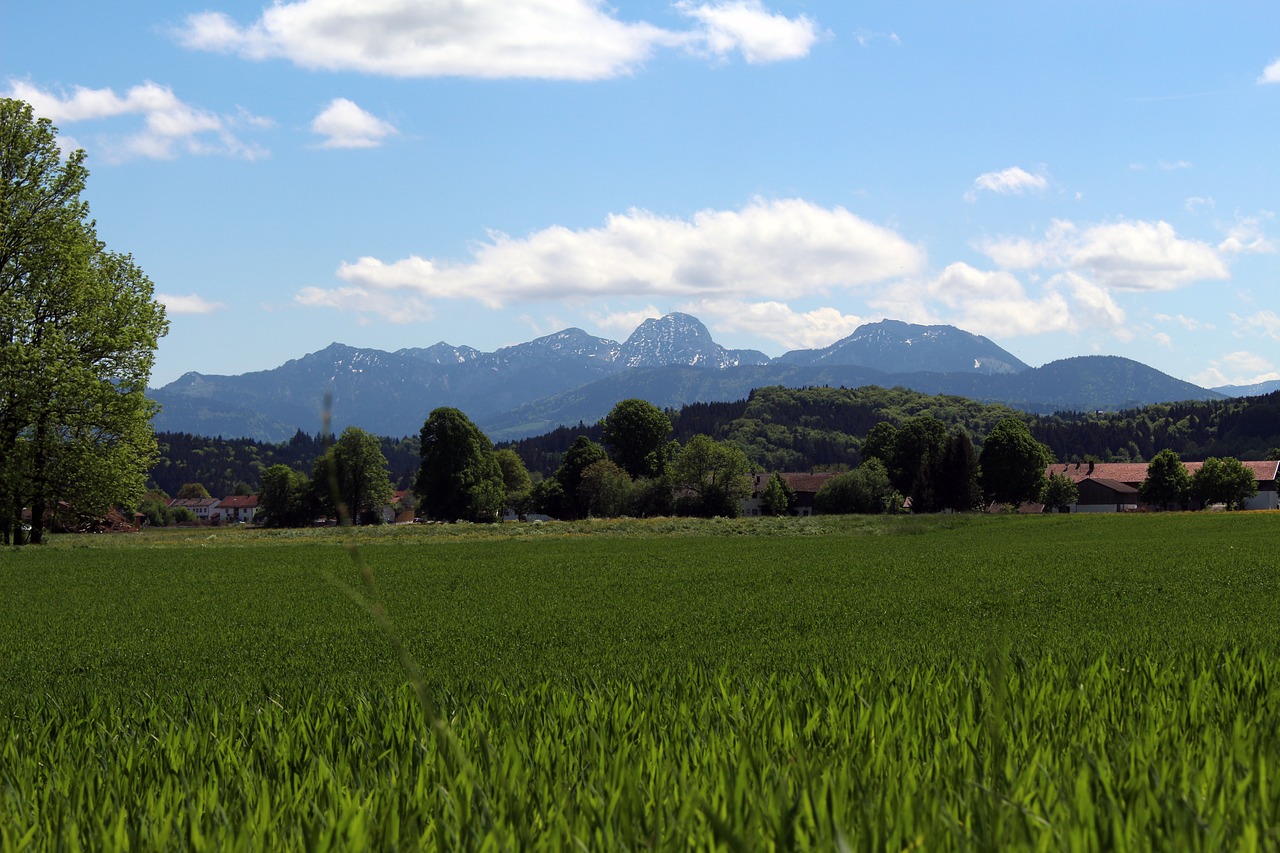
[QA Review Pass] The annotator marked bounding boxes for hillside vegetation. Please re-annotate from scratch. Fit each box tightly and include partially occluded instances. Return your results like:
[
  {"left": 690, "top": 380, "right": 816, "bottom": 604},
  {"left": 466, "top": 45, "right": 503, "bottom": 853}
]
[{"left": 148, "top": 387, "right": 1280, "bottom": 493}]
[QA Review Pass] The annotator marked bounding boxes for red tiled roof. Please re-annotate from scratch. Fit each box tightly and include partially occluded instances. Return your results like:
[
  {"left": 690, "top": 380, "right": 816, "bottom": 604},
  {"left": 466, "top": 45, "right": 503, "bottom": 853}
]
[
  {"left": 219, "top": 495, "right": 258, "bottom": 508},
  {"left": 1047, "top": 460, "right": 1278, "bottom": 485},
  {"left": 753, "top": 472, "right": 838, "bottom": 495}
]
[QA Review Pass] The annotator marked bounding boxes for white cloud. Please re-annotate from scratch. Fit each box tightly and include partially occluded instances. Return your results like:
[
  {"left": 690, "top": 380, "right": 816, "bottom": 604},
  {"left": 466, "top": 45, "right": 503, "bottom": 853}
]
[
  {"left": 965, "top": 166, "right": 1048, "bottom": 202},
  {"left": 1192, "top": 351, "right": 1280, "bottom": 388},
  {"left": 676, "top": 1, "right": 823, "bottom": 63},
  {"left": 176, "top": 0, "right": 819, "bottom": 80},
  {"left": 6, "top": 79, "right": 268, "bottom": 162},
  {"left": 310, "top": 98, "right": 397, "bottom": 149},
  {"left": 1231, "top": 310, "right": 1280, "bottom": 342},
  {"left": 1185, "top": 196, "right": 1214, "bottom": 214},
  {"left": 978, "top": 218, "right": 1228, "bottom": 291},
  {"left": 1155, "top": 313, "right": 1214, "bottom": 332},
  {"left": 1153, "top": 332, "right": 1173, "bottom": 348},
  {"left": 317, "top": 198, "right": 924, "bottom": 311},
  {"left": 852, "top": 29, "right": 901, "bottom": 47},
  {"left": 679, "top": 299, "right": 867, "bottom": 350},
  {"left": 295, "top": 285, "right": 435, "bottom": 323},
  {"left": 1258, "top": 58, "right": 1280, "bottom": 84},
  {"left": 157, "top": 293, "right": 226, "bottom": 315},
  {"left": 1218, "top": 215, "right": 1276, "bottom": 255},
  {"left": 588, "top": 306, "right": 665, "bottom": 335}
]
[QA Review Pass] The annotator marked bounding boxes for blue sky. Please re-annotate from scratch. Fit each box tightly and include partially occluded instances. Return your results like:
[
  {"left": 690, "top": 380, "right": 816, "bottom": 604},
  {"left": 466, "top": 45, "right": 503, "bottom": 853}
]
[{"left": 5, "top": 1, "right": 1278, "bottom": 389}]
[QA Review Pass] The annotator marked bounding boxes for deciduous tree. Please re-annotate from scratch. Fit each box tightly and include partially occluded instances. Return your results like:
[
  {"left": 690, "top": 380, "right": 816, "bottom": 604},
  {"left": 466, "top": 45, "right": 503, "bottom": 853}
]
[
  {"left": 980, "top": 417, "right": 1051, "bottom": 507},
  {"left": 1138, "top": 449, "right": 1191, "bottom": 510},
  {"left": 416, "top": 407, "right": 504, "bottom": 522},
  {"left": 313, "top": 426, "right": 395, "bottom": 524},
  {"left": 1191, "top": 457, "right": 1257, "bottom": 511},
  {"left": 668, "top": 434, "right": 752, "bottom": 517},
  {"left": 603, "top": 398, "right": 672, "bottom": 479},
  {"left": 814, "top": 459, "right": 902, "bottom": 515},
  {"left": 0, "top": 99, "right": 167, "bottom": 544}
]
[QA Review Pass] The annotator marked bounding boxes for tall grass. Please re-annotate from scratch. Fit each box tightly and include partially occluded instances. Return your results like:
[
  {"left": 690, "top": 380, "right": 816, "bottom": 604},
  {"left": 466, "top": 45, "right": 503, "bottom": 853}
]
[{"left": 2, "top": 512, "right": 1278, "bottom": 848}]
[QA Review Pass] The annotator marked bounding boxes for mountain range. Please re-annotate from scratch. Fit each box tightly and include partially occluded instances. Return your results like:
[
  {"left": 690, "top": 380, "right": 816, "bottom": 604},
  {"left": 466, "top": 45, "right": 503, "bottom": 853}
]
[{"left": 149, "top": 313, "right": 1232, "bottom": 442}]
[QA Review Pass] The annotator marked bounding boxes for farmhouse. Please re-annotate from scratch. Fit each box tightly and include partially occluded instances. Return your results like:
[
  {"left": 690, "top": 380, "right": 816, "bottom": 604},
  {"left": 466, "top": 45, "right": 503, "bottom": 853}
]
[
  {"left": 214, "top": 494, "right": 259, "bottom": 524},
  {"left": 168, "top": 497, "right": 220, "bottom": 521},
  {"left": 743, "top": 472, "right": 837, "bottom": 517},
  {"left": 1046, "top": 460, "right": 1279, "bottom": 512}
]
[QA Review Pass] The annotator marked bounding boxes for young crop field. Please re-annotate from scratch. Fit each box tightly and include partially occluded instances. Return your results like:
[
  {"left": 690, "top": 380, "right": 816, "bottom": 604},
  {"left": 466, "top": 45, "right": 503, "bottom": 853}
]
[{"left": 2, "top": 513, "right": 1279, "bottom": 850}]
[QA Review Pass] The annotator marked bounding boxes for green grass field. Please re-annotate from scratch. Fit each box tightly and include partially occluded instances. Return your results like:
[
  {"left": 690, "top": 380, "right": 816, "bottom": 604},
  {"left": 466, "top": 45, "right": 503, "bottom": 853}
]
[{"left": 3, "top": 513, "right": 1279, "bottom": 849}]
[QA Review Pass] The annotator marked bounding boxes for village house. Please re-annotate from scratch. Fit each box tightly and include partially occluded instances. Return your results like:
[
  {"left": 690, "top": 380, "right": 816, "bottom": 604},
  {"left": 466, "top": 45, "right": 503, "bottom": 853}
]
[
  {"left": 167, "top": 497, "right": 220, "bottom": 521},
  {"left": 1045, "top": 460, "right": 1279, "bottom": 512},
  {"left": 742, "top": 472, "right": 838, "bottom": 517},
  {"left": 214, "top": 494, "right": 259, "bottom": 524}
]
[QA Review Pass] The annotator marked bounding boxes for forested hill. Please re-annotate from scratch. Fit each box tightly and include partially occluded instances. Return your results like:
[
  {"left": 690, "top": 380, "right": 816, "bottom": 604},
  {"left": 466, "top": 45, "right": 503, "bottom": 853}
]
[{"left": 149, "top": 388, "right": 1280, "bottom": 495}]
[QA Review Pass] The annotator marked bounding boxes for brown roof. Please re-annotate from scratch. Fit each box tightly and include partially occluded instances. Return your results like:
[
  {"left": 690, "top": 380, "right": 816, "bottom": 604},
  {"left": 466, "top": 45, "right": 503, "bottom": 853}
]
[
  {"left": 169, "top": 498, "right": 220, "bottom": 508},
  {"left": 1085, "top": 477, "right": 1139, "bottom": 495},
  {"left": 219, "top": 495, "right": 258, "bottom": 509},
  {"left": 753, "top": 472, "right": 838, "bottom": 495},
  {"left": 1047, "top": 460, "right": 1278, "bottom": 485}
]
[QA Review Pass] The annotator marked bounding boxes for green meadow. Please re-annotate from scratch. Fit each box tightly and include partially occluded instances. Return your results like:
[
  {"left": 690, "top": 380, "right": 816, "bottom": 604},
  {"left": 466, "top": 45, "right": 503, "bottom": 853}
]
[{"left": 3, "top": 513, "right": 1279, "bottom": 850}]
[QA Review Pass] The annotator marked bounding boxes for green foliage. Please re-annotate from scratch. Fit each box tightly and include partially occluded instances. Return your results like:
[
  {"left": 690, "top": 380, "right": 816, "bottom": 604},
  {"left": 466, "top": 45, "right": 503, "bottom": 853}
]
[
  {"left": 814, "top": 458, "right": 902, "bottom": 515},
  {"left": 576, "top": 458, "right": 633, "bottom": 518},
  {"left": 1139, "top": 448, "right": 1192, "bottom": 510},
  {"left": 313, "top": 426, "right": 395, "bottom": 524},
  {"left": 934, "top": 428, "right": 983, "bottom": 512},
  {"left": 760, "top": 472, "right": 795, "bottom": 516},
  {"left": 175, "top": 482, "right": 211, "bottom": 499},
  {"left": 258, "top": 463, "right": 312, "bottom": 527},
  {"left": 668, "top": 434, "right": 752, "bottom": 517},
  {"left": 416, "top": 407, "right": 504, "bottom": 522},
  {"left": 1192, "top": 456, "right": 1259, "bottom": 510},
  {"left": 0, "top": 99, "right": 168, "bottom": 544},
  {"left": 1042, "top": 472, "right": 1080, "bottom": 510},
  {"left": 980, "top": 417, "right": 1052, "bottom": 506},
  {"left": 554, "top": 435, "right": 609, "bottom": 519},
  {"left": 602, "top": 398, "right": 672, "bottom": 478},
  {"left": 494, "top": 447, "right": 531, "bottom": 513}
]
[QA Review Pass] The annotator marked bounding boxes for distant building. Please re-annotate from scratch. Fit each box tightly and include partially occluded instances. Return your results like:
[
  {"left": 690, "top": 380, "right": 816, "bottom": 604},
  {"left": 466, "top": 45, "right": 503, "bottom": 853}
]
[
  {"left": 215, "top": 494, "right": 259, "bottom": 524},
  {"left": 742, "top": 472, "right": 838, "bottom": 517},
  {"left": 1045, "top": 460, "right": 1279, "bottom": 512}
]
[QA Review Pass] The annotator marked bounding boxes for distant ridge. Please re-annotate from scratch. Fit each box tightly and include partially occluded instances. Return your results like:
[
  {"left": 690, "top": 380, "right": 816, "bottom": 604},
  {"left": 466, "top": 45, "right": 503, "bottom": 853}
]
[{"left": 149, "top": 314, "right": 1222, "bottom": 441}]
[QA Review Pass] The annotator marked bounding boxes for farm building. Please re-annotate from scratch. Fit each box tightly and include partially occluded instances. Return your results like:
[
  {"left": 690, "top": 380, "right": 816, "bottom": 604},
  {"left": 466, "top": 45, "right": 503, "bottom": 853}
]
[
  {"left": 742, "top": 472, "right": 837, "bottom": 517},
  {"left": 1045, "top": 460, "right": 1279, "bottom": 512}
]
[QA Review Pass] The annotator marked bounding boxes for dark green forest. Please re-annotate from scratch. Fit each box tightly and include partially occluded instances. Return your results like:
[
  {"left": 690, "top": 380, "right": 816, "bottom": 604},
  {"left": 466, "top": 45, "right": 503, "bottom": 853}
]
[{"left": 148, "top": 387, "right": 1280, "bottom": 497}]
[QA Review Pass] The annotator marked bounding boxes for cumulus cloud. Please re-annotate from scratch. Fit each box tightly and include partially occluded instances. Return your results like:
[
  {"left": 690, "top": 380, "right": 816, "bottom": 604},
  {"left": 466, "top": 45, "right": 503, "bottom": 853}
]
[
  {"left": 588, "top": 306, "right": 666, "bottom": 335},
  {"left": 1192, "top": 351, "right": 1280, "bottom": 388},
  {"left": 978, "top": 218, "right": 1228, "bottom": 291},
  {"left": 1259, "top": 58, "right": 1280, "bottom": 84},
  {"left": 157, "top": 293, "right": 226, "bottom": 315},
  {"left": 965, "top": 166, "right": 1048, "bottom": 202},
  {"left": 309, "top": 199, "right": 923, "bottom": 319},
  {"left": 676, "top": 1, "right": 823, "bottom": 63},
  {"left": 679, "top": 299, "right": 867, "bottom": 350},
  {"left": 1218, "top": 215, "right": 1275, "bottom": 255},
  {"left": 6, "top": 79, "right": 267, "bottom": 162},
  {"left": 885, "top": 263, "right": 1074, "bottom": 338},
  {"left": 176, "top": 0, "right": 817, "bottom": 80},
  {"left": 310, "top": 98, "right": 397, "bottom": 148}
]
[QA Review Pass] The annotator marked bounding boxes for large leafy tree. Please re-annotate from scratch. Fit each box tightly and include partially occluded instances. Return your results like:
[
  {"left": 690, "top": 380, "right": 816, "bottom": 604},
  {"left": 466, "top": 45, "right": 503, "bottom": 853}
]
[
  {"left": 1, "top": 99, "right": 167, "bottom": 544},
  {"left": 979, "top": 417, "right": 1052, "bottom": 507},
  {"left": 416, "top": 407, "right": 504, "bottom": 522},
  {"left": 313, "top": 426, "right": 395, "bottom": 524},
  {"left": 602, "top": 398, "right": 672, "bottom": 479},
  {"left": 258, "top": 464, "right": 312, "bottom": 528},
  {"left": 554, "top": 435, "right": 608, "bottom": 519},
  {"left": 668, "top": 434, "right": 752, "bottom": 518},
  {"left": 934, "top": 428, "right": 983, "bottom": 512},
  {"left": 1139, "top": 449, "right": 1192, "bottom": 510},
  {"left": 814, "top": 458, "right": 902, "bottom": 515},
  {"left": 1191, "top": 457, "right": 1258, "bottom": 511}
]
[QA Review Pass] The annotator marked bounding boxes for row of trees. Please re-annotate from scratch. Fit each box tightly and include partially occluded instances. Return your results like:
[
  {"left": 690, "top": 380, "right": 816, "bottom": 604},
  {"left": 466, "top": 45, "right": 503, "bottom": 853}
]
[
  {"left": 1, "top": 100, "right": 168, "bottom": 544},
  {"left": 255, "top": 427, "right": 399, "bottom": 527},
  {"left": 415, "top": 400, "right": 756, "bottom": 522},
  {"left": 815, "top": 415, "right": 1053, "bottom": 514},
  {"left": 1138, "top": 450, "right": 1259, "bottom": 511}
]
